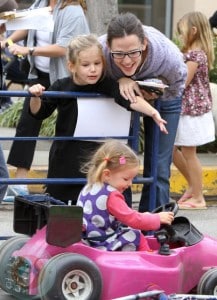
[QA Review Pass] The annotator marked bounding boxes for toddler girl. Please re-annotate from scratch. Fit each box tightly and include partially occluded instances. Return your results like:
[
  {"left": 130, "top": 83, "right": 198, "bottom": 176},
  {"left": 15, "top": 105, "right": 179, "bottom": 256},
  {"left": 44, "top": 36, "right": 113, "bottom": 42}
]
[{"left": 77, "top": 139, "right": 174, "bottom": 251}]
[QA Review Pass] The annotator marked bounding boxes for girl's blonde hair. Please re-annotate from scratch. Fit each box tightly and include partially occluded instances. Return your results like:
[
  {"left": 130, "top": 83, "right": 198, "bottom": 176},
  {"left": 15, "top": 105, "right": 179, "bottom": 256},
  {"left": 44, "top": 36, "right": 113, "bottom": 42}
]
[
  {"left": 82, "top": 139, "right": 140, "bottom": 185},
  {"left": 67, "top": 34, "right": 106, "bottom": 70},
  {"left": 60, "top": 0, "right": 87, "bottom": 11},
  {"left": 177, "top": 11, "right": 214, "bottom": 69}
]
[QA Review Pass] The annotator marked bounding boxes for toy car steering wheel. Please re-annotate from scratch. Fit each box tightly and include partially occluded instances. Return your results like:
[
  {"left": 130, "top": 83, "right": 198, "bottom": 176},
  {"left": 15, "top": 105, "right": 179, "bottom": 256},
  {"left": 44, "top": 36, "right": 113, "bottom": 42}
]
[
  {"left": 152, "top": 202, "right": 178, "bottom": 216},
  {"left": 152, "top": 203, "right": 178, "bottom": 255}
]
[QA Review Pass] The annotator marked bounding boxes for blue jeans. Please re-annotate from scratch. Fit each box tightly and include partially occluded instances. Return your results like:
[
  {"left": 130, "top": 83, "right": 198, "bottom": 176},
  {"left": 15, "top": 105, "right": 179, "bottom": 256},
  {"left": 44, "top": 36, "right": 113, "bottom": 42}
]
[
  {"left": 139, "top": 98, "right": 182, "bottom": 212},
  {"left": 0, "top": 144, "right": 9, "bottom": 201}
]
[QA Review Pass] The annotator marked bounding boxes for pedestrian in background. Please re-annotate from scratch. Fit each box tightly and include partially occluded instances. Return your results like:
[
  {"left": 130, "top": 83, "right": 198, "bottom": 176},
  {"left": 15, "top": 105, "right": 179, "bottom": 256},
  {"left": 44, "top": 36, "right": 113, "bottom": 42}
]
[
  {"left": 209, "top": 10, "right": 217, "bottom": 34},
  {"left": 1, "top": 0, "right": 89, "bottom": 198},
  {"left": 173, "top": 11, "right": 215, "bottom": 210},
  {"left": 0, "top": 0, "right": 17, "bottom": 201},
  {"left": 0, "top": 0, "right": 20, "bottom": 113}
]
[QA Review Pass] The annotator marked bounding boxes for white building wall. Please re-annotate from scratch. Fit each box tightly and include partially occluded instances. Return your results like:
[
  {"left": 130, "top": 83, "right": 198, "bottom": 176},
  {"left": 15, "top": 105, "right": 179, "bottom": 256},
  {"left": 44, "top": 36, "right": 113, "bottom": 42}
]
[{"left": 173, "top": 0, "right": 216, "bottom": 36}]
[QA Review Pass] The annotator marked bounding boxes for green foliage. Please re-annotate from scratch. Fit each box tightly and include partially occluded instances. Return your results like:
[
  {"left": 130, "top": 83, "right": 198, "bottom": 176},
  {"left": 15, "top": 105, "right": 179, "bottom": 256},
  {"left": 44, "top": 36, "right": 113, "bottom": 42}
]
[
  {"left": 0, "top": 99, "right": 23, "bottom": 127},
  {"left": 172, "top": 33, "right": 183, "bottom": 50},
  {"left": 173, "top": 34, "right": 217, "bottom": 84},
  {"left": 0, "top": 99, "right": 56, "bottom": 137}
]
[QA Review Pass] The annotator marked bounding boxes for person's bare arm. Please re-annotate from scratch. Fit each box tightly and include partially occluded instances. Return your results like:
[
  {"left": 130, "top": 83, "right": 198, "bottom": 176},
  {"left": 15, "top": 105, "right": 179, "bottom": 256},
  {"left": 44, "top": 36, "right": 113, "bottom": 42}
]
[
  {"left": 29, "top": 84, "right": 45, "bottom": 115},
  {"left": 185, "top": 61, "right": 198, "bottom": 87},
  {"left": 1, "top": 30, "right": 28, "bottom": 48},
  {"left": 118, "top": 77, "right": 159, "bottom": 103},
  {"left": 7, "top": 43, "right": 66, "bottom": 58},
  {"left": 130, "top": 96, "right": 168, "bottom": 134},
  {"left": 118, "top": 77, "right": 143, "bottom": 102}
]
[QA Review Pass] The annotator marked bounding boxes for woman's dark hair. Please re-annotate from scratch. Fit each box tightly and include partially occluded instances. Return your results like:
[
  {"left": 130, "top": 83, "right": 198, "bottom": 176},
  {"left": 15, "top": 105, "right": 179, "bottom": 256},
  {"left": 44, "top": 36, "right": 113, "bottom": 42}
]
[{"left": 107, "top": 12, "right": 145, "bottom": 46}]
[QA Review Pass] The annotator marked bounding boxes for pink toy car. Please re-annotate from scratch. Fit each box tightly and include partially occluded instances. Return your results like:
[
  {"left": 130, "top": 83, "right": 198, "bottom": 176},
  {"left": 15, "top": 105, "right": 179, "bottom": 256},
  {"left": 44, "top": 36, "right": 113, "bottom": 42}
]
[{"left": 0, "top": 195, "right": 217, "bottom": 300}]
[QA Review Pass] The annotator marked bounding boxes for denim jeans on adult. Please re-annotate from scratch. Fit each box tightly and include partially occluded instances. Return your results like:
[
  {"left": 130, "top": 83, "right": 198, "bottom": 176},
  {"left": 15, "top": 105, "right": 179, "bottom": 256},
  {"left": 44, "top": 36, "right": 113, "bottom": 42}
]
[
  {"left": 139, "top": 98, "right": 182, "bottom": 212},
  {"left": 0, "top": 144, "right": 9, "bottom": 200}
]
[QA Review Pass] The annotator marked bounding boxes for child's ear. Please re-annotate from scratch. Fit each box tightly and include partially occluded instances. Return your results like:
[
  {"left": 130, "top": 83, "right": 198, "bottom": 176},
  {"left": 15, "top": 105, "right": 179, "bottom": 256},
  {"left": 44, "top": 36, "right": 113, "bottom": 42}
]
[
  {"left": 191, "top": 26, "right": 198, "bottom": 35},
  {"left": 102, "top": 169, "right": 111, "bottom": 181},
  {"left": 67, "top": 61, "right": 75, "bottom": 73}
]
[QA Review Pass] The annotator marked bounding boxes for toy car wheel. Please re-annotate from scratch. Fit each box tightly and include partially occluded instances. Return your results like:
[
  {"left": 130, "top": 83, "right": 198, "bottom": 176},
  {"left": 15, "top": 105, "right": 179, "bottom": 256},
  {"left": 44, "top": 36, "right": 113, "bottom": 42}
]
[
  {"left": 152, "top": 202, "right": 178, "bottom": 215},
  {"left": 38, "top": 253, "right": 102, "bottom": 300},
  {"left": 0, "top": 235, "right": 27, "bottom": 256},
  {"left": 0, "top": 235, "right": 38, "bottom": 299},
  {"left": 197, "top": 268, "right": 217, "bottom": 294},
  {"left": 197, "top": 268, "right": 217, "bottom": 295}
]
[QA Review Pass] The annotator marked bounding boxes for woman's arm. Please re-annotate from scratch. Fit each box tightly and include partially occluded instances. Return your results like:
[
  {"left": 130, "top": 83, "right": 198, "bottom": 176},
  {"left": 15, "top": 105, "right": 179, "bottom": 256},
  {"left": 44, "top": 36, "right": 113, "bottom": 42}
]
[
  {"left": 118, "top": 77, "right": 160, "bottom": 103},
  {"left": 0, "top": 30, "right": 28, "bottom": 48},
  {"left": 7, "top": 43, "right": 66, "bottom": 58},
  {"left": 130, "top": 96, "right": 168, "bottom": 134},
  {"left": 118, "top": 77, "right": 143, "bottom": 102},
  {"left": 96, "top": 77, "right": 168, "bottom": 133}
]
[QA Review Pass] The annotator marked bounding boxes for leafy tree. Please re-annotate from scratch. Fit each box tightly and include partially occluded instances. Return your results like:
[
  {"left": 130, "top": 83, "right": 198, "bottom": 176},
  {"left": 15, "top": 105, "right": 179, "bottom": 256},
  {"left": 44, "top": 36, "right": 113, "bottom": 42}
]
[{"left": 86, "top": 0, "right": 118, "bottom": 35}]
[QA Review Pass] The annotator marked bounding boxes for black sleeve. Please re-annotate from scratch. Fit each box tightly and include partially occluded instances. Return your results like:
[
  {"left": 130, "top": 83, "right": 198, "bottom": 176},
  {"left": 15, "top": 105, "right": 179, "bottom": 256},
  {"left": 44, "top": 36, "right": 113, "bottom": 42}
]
[{"left": 96, "top": 77, "right": 132, "bottom": 110}]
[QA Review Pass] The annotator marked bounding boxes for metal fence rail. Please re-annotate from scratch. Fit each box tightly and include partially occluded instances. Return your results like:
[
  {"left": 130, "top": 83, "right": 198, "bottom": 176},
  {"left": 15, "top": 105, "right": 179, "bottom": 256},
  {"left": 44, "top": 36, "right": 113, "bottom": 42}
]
[{"left": 0, "top": 90, "right": 159, "bottom": 209}]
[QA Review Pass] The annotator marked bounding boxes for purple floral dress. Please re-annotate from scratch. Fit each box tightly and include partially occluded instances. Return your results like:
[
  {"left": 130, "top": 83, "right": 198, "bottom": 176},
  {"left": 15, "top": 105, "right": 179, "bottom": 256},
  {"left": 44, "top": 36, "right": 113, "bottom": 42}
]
[
  {"left": 181, "top": 50, "right": 212, "bottom": 116},
  {"left": 175, "top": 50, "right": 215, "bottom": 146}
]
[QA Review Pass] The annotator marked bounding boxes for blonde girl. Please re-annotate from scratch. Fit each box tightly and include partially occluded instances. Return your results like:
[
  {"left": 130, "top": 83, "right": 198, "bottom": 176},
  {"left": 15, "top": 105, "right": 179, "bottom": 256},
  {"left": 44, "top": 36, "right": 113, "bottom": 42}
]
[
  {"left": 77, "top": 139, "right": 174, "bottom": 251},
  {"left": 173, "top": 12, "right": 215, "bottom": 209}
]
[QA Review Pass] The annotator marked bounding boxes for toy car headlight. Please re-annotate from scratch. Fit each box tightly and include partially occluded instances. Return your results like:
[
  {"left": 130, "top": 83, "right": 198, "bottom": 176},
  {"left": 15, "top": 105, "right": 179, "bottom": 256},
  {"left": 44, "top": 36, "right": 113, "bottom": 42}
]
[{"left": 11, "top": 256, "right": 30, "bottom": 288}]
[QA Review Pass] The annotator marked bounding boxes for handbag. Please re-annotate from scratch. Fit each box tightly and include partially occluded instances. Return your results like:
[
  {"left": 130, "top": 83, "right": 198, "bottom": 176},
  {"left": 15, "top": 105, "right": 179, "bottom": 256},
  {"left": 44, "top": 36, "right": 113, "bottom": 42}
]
[{"left": 19, "top": 56, "right": 30, "bottom": 75}]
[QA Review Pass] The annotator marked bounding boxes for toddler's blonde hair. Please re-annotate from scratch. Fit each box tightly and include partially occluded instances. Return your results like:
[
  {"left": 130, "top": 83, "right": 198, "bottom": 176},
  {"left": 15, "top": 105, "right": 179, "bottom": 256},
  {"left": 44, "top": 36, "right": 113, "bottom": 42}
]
[{"left": 82, "top": 139, "right": 140, "bottom": 186}]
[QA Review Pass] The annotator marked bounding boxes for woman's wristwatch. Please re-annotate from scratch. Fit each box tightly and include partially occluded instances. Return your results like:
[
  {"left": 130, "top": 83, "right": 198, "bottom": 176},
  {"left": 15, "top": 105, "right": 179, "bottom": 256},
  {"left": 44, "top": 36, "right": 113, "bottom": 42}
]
[{"left": 29, "top": 47, "right": 35, "bottom": 56}]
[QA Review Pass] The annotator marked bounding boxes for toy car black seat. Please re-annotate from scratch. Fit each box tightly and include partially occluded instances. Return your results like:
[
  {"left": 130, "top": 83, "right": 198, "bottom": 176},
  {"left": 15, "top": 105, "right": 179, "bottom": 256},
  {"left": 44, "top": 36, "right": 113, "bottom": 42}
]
[
  {"left": 46, "top": 205, "right": 83, "bottom": 247},
  {"left": 14, "top": 195, "right": 83, "bottom": 248},
  {"left": 170, "top": 216, "right": 204, "bottom": 246}
]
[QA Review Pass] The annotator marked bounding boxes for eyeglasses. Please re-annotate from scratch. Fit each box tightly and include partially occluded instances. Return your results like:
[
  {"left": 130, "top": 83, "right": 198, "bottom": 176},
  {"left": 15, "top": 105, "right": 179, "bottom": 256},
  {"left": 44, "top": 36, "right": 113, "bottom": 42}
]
[{"left": 110, "top": 49, "right": 143, "bottom": 59}]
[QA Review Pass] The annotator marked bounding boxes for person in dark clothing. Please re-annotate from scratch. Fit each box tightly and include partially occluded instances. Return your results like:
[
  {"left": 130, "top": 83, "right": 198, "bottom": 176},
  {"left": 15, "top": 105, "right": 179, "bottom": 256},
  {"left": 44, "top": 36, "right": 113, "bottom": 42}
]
[
  {"left": 1, "top": 0, "right": 89, "bottom": 197},
  {"left": 0, "top": 0, "right": 20, "bottom": 112},
  {"left": 209, "top": 10, "right": 217, "bottom": 30},
  {"left": 28, "top": 34, "right": 167, "bottom": 204}
]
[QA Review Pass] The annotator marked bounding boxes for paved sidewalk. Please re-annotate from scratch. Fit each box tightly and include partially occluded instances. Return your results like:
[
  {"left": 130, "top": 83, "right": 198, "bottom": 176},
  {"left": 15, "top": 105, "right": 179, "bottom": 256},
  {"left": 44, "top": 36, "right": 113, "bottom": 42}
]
[
  {"left": 1, "top": 194, "right": 217, "bottom": 238},
  {"left": 0, "top": 198, "right": 217, "bottom": 299},
  {"left": 1, "top": 126, "right": 217, "bottom": 197}
]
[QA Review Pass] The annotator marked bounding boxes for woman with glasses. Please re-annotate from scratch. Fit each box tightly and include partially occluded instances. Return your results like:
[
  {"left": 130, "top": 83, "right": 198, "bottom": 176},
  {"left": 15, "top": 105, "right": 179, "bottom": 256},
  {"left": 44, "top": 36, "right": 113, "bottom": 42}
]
[{"left": 99, "top": 12, "right": 187, "bottom": 211}]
